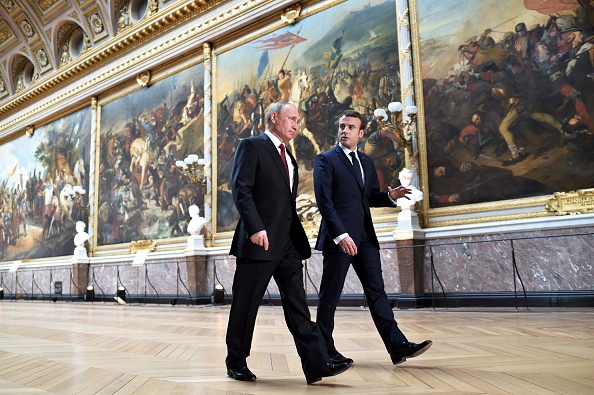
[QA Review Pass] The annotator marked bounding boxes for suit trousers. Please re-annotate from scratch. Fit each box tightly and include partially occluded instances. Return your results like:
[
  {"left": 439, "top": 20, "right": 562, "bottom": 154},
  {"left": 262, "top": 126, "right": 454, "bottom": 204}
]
[
  {"left": 317, "top": 236, "right": 408, "bottom": 356},
  {"left": 226, "top": 240, "right": 327, "bottom": 373}
]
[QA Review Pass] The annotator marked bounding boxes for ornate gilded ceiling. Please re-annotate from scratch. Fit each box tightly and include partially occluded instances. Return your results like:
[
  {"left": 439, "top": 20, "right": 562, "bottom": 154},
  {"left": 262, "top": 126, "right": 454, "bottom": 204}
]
[{"left": 0, "top": 0, "right": 216, "bottom": 105}]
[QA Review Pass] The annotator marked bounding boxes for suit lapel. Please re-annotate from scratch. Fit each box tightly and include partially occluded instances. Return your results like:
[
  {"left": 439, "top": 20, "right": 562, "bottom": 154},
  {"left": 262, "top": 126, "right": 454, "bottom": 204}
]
[
  {"left": 261, "top": 134, "right": 291, "bottom": 190},
  {"left": 335, "top": 145, "right": 363, "bottom": 190}
]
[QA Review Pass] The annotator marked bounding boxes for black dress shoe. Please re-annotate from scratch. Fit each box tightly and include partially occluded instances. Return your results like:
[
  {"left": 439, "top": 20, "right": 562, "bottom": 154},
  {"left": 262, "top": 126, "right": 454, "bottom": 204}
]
[
  {"left": 329, "top": 352, "right": 354, "bottom": 365},
  {"left": 227, "top": 366, "right": 257, "bottom": 381},
  {"left": 305, "top": 361, "right": 351, "bottom": 385},
  {"left": 391, "top": 340, "right": 432, "bottom": 365}
]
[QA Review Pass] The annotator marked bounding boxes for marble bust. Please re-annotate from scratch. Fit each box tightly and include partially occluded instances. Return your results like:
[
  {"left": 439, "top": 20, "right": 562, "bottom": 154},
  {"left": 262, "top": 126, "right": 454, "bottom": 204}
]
[
  {"left": 397, "top": 168, "right": 423, "bottom": 208},
  {"left": 73, "top": 221, "right": 89, "bottom": 248},
  {"left": 187, "top": 205, "right": 206, "bottom": 235}
]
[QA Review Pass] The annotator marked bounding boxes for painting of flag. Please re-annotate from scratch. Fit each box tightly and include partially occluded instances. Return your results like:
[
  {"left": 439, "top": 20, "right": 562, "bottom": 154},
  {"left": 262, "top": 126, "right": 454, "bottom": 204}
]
[{"left": 215, "top": 0, "right": 402, "bottom": 233}]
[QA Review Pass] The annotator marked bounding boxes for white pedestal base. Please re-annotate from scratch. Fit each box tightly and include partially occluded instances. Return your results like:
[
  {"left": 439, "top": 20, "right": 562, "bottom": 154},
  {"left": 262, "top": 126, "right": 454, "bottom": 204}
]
[
  {"left": 72, "top": 247, "right": 89, "bottom": 264},
  {"left": 394, "top": 206, "right": 424, "bottom": 240},
  {"left": 185, "top": 234, "right": 206, "bottom": 255}
]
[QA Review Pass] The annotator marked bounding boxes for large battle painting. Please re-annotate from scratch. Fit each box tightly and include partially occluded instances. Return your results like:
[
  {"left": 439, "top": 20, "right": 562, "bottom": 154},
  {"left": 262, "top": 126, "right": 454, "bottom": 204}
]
[
  {"left": 216, "top": 0, "right": 403, "bottom": 232},
  {"left": 0, "top": 107, "right": 91, "bottom": 261},
  {"left": 418, "top": 0, "right": 594, "bottom": 208},
  {"left": 98, "top": 63, "right": 204, "bottom": 246}
]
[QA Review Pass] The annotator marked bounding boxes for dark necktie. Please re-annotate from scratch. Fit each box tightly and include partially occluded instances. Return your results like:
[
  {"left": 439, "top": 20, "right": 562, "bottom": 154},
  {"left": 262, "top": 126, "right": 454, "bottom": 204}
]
[
  {"left": 349, "top": 151, "right": 363, "bottom": 185},
  {"left": 280, "top": 143, "right": 290, "bottom": 178}
]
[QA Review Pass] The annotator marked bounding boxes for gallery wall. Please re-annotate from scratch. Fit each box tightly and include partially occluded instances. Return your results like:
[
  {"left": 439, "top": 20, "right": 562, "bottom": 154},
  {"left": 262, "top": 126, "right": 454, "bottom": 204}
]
[{"left": 0, "top": 0, "right": 592, "bottom": 265}]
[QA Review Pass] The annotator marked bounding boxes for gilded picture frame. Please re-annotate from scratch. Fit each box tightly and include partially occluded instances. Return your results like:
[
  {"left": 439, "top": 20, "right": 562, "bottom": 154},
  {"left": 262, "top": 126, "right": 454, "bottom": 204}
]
[
  {"left": 0, "top": 105, "right": 91, "bottom": 262},
  {"left": 410, "top": 0, "right": 594, "bottom": 225},
  {"left": 213, "top": 0, "right": 404, "bottom": 236},
  {"left": 96, "top": 57, "right": 205, "bottom": 248}
]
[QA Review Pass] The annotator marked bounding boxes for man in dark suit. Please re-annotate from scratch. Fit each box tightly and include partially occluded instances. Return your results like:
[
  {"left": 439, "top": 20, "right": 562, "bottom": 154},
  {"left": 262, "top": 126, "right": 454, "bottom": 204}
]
[
  {"left": 226, "top": 102, "right": 351, "bottom": 385},
  {"left": 313, "top": 109, "right": 432, "bottom": 366}
]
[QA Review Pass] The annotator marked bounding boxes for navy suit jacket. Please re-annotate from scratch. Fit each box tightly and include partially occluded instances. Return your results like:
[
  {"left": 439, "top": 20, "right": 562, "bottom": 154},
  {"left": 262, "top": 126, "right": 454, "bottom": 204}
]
[
  {"left": 230, "top": 133, "right": 311, "bottom": 261},
  {"left": 314, "top": 144, "right": 393, "bottom": 253}
]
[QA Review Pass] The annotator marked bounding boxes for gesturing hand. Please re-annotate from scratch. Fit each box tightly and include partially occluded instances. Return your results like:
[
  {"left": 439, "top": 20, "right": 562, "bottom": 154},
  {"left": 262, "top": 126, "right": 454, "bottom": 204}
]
[
  {"left": 388, "top": 185, "right": 411, "bottom": 200},
  {"left": 250, "top": 230, "right": 269, "bottom": 251}
]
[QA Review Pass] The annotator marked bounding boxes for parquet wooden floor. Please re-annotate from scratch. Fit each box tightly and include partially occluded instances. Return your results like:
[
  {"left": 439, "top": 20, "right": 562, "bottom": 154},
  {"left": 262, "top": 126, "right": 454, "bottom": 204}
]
[{"left": 0, "top": 301, "right": 593, "bottom": 394}]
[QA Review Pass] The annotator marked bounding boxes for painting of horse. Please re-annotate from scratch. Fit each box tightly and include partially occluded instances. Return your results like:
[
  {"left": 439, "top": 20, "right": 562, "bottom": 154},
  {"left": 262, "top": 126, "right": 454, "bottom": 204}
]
[
  {"left": 215, "top": 0, "right": 403, "bottom": 232},
  {"left": 97, "top": 63, "right": 205, "bottom": 245}
]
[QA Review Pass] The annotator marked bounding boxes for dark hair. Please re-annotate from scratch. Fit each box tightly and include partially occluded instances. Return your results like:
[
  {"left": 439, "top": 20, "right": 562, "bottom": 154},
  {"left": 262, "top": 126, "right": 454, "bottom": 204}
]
[
  {"left": 470, "top": 110, "right": 487, "bottom": 123},
  {"left": 341, "top": 109, "right": 366, "bottom": 131}
]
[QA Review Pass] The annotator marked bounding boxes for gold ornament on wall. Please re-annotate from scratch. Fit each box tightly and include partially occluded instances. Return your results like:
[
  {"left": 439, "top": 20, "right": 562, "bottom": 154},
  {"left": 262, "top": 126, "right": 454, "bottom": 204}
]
[
  {"left": 136, "top": 70, "right": 151, "bottom": 87},
  {"left": 25, "top": 125, "right": 34, "bottom": 137},
  {"left": 281, "top": 3, "right": 301, "bottom": 25},
  {"left": 545, "top": 189, "right": 594, "bottom": 215},
  {"left": 130, "top": 240, "right": 156, "bottom": 253}
]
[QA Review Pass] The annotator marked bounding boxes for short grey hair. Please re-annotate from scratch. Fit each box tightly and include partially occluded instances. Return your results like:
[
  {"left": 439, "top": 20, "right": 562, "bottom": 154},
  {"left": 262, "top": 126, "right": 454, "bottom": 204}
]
[{"left": 265, "top": 102, "right": 292, "bottom": 128}]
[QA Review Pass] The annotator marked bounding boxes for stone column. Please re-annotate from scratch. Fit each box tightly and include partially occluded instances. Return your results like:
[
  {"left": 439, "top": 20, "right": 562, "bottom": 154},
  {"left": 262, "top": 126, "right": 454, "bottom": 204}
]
[
  {"left": 394, "top": 238, "right": 425, "bottom": 308},
  {"left": 71, "top": 261, "right": 89, "bottom": 297},
  {"left": 394, "top": 0, "right": 425, "bottom": 307},
  {"left": 184, "top": 254, "right": 209, "bottom": 299},
  {"left": 88, "top": 97, "right": 98, "bottom": 253},
  {"left": 203, "top": 43, "right": 213, "bottom": 243}
]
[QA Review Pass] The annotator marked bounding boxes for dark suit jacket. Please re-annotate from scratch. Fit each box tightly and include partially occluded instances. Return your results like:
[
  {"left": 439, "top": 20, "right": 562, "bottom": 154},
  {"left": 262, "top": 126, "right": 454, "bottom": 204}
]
[
  {"left": 314, "top": 144, "right": 393, "bottom": 253},
  {"left": 230, "top": 133, "right": 311, "bottom": 261}
]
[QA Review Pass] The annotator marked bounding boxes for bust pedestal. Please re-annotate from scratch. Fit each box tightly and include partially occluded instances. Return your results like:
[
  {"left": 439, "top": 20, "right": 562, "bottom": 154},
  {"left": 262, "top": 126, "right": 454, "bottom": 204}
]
[
  {"left": 71, "top": 248, "right": 90, "bottom": 298},
  {"left": 393, "top": 203, "right": 424, "bottom": 240},
  {"left": 72, "top": 246, "right": 89, "bottom": 264},
  {"left": 393, "top": 202, "right": 426, "bottom": 308},
  {"left": 185, "top": 234, "right": 205, "bottom": 254}
]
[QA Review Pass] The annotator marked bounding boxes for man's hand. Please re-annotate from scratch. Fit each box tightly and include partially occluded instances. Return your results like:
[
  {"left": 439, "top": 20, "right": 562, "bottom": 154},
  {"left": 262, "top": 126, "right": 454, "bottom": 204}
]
[
  {"left": 388, "top": 185, "right": 411, "bottom": 200},
  {"left": 338, "top": 236, "right": 357, "bottom": 256},
  {"left": 459, "top": 162, "right": 473, "bottom": 172},
  {"left": 448, "top": 193, "right": 461, "bottom": 203},
  {"left": 250, "top": 230, "right": 269, "bottom": 251}
]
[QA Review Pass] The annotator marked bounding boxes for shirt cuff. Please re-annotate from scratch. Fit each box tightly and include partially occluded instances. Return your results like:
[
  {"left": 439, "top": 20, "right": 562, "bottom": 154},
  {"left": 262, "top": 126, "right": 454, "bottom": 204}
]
[{"left": 333, "top": 233, "right": 348, "bottom": 244}]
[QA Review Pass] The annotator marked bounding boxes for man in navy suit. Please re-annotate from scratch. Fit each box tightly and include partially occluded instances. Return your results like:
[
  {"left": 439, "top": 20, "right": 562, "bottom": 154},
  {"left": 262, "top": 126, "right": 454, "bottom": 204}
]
[
  {"left": 226, "top": 102, "right": 351, "bottom": 385},
  {"left": 313, "top": 109, "right": 432, "bottom": 366}
]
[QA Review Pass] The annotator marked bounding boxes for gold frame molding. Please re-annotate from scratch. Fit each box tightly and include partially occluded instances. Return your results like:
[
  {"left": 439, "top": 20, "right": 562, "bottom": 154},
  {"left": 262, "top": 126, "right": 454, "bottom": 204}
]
[
  {"left": 408, "top": 0, "right": 560, "bottom": 227},
  {"left": 546, "top": 189, "right": 594, "bottom": 215},
  {"left": 130, "top": 240, "right": 157, "bottom": 253}
]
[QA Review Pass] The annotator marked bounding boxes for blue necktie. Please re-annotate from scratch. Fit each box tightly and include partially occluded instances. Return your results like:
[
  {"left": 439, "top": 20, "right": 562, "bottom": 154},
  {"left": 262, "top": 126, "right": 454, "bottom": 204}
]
[{"left": 349, "top": 152, "right": 363, "bottom": 185}]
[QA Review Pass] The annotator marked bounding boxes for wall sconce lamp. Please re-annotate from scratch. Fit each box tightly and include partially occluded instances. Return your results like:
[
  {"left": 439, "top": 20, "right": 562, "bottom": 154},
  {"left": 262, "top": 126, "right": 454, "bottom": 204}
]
[
  {"left": 373, "top": 102, "right": 418, "bottom": 149},
  {"left": 175, "top": 154, "right": 207, "bottom": 195},
  {"left": 64, "top": 186, "right": 89, "bottom": 216}
]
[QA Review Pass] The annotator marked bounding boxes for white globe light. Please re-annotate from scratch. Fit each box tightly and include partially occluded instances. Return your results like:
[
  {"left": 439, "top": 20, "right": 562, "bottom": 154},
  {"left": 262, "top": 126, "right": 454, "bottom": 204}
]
[
  {"left": 374, "top": 108, "right": 388, "bottom": 120},
  {"left": 406, "top": 105, "right": 418, "bottom": 115},
  {"left": 388, "top": 102, "right": 402, "bottom": 113}
]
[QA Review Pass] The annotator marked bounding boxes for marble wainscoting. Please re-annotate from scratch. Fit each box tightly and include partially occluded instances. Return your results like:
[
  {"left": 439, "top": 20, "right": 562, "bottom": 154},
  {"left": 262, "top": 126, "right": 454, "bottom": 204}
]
[
  {"left": 85, "top": 255, "right": 214, "bottom": 302},
  {"left": 208, "top": 246, "right": 404, "bottom": 301},
  {"left": 304, "top": 245, "right": 404, "bottom": 295},
  {"left": 422, "top": 226, "right": 594, "bottom": 294},
  {"left": 0, "top": 264, "right": 74, "bottom": 298}
]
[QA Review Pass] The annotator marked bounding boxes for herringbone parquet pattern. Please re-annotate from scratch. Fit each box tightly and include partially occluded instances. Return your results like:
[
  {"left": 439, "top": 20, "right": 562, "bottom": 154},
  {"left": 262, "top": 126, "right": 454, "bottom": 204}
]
[{"left": 0, "top": 302, "right": 593, "bottom": 394}]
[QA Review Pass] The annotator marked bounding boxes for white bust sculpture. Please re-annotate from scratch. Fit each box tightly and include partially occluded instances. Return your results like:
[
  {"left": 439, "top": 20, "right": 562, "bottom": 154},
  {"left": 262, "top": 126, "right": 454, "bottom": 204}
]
[
  {"left": 397, "top": 168, "right": 423, "bottom": 208},
  {"left": 187, "top": 204, "right": 206, "bottom": 235},
  {"left": 73, "top": 221, "right": 89, "bottom": 248}
]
